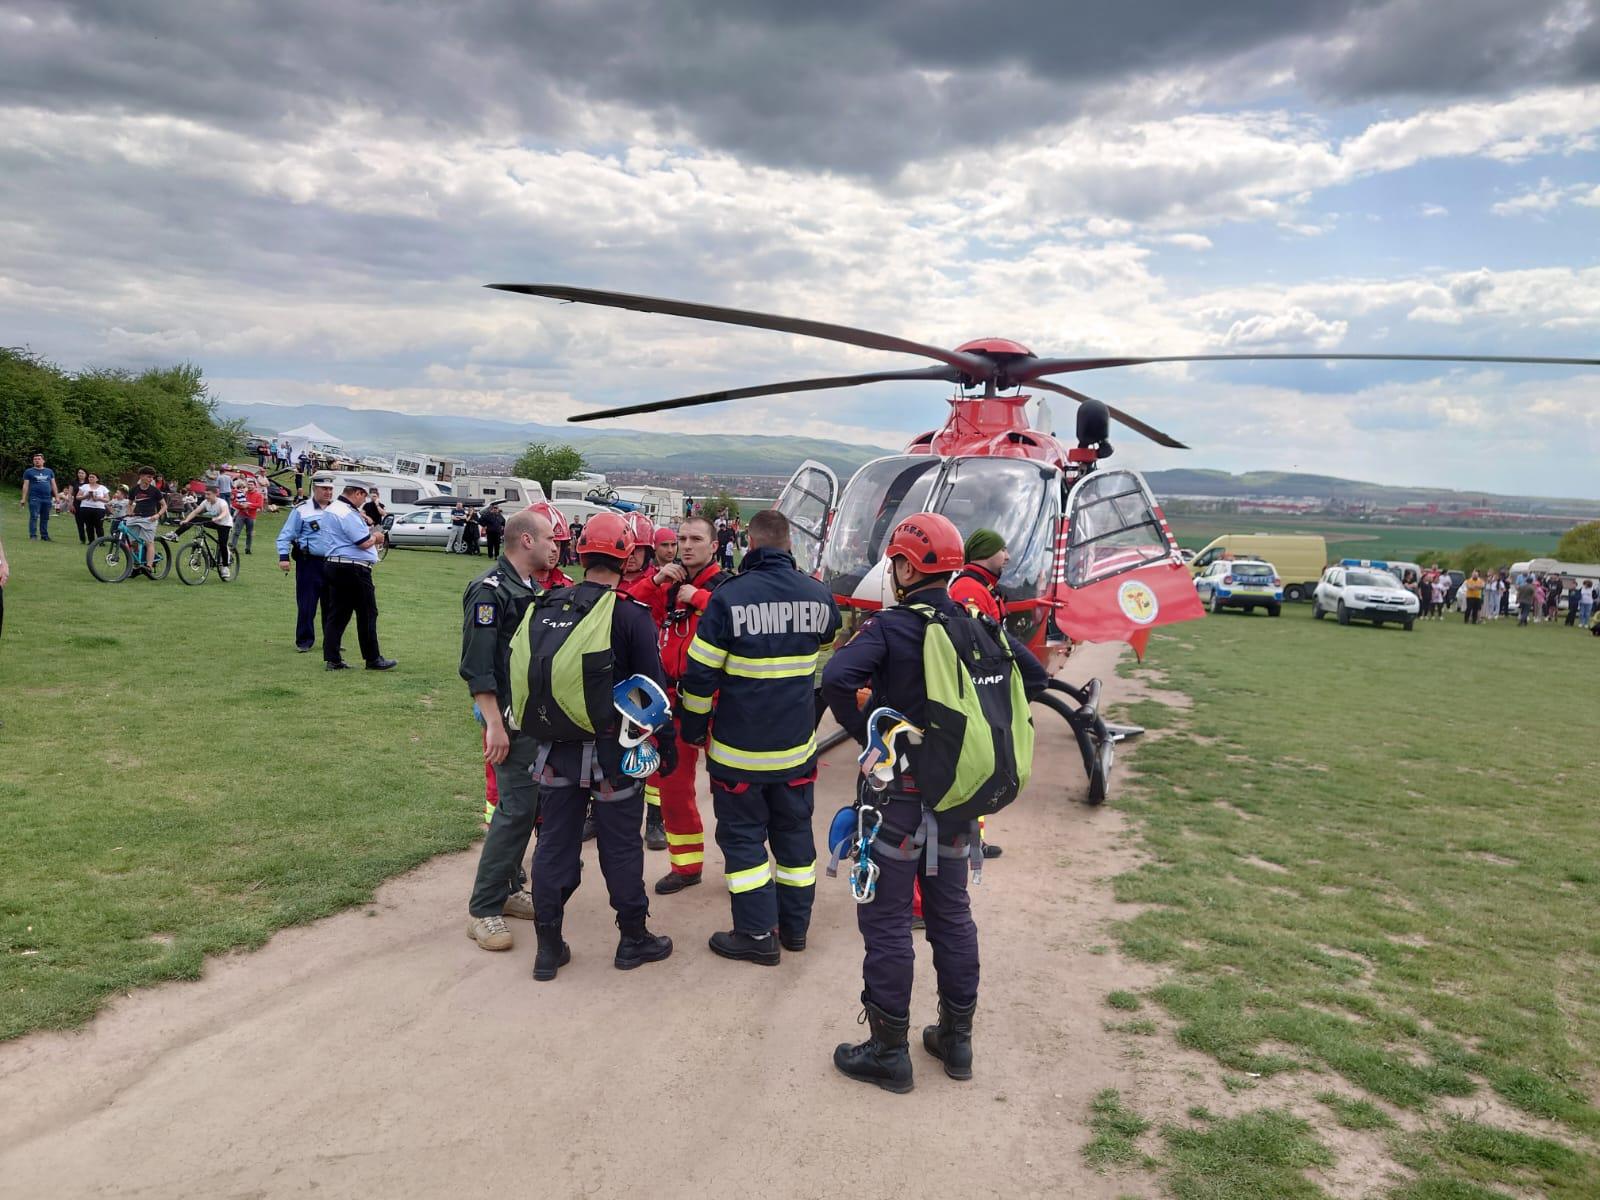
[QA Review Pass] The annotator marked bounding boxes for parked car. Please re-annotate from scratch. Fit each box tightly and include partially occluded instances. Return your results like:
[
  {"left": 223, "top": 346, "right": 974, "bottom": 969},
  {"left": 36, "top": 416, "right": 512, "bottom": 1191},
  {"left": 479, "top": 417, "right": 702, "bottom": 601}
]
[
  {"left": 385, "top": 508, "right": 455, "bottom": 548},
  {"left": 1194, "top": 558, "right": 1283, "bottom": 616},
  {"left": 1189, "top": 534, "right": 1327, "bottom": 602},
  {"left": 1312, "top": 566, "right": 1418, "bottom": 630}
]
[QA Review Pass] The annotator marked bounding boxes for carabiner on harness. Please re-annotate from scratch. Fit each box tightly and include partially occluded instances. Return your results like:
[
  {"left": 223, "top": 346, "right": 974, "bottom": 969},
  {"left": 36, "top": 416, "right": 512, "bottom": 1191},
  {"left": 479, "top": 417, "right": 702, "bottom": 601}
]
[
  {"left": 849, "top": 804, "right": 882, "bottom": 904},
  {"left": 858, "top": 707, "right": 922, "bottom": 792}
]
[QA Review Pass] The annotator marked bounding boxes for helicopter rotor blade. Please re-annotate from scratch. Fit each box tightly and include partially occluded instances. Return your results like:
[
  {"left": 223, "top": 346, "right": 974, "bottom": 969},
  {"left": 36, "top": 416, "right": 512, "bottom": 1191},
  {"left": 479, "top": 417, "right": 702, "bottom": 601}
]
[
  {"left": 488, "top": 284, "right": 994, "bottom": 379},
  {"left": 567, "top": 365, "right": 962, "bottom": 423},
  {"left": 1015, "top": 352, "right": 1600, "bottom": 380},
  {"left": 1029, "top": 379, "right": 1189, "bottom": 449}
]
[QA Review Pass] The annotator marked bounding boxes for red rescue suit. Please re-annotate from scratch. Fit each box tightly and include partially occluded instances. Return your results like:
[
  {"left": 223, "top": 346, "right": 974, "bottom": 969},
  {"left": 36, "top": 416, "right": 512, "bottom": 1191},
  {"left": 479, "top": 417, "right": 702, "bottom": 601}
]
[
  {"left": 627, "top": 562, "right": 724, "bottom": 876},
  {"left": 948, "top": 563, "right": 1002, "bottom": 621}
]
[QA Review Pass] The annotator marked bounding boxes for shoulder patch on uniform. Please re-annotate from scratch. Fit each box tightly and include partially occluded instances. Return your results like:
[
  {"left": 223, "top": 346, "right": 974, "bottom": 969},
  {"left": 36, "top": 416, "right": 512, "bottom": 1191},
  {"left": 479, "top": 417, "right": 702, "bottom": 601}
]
[
  {"left": 480, "top": 573, "right": 501, "bottom": 588},
  {"left": 475, "top": 602, "right": 496, "bottom": 626}
]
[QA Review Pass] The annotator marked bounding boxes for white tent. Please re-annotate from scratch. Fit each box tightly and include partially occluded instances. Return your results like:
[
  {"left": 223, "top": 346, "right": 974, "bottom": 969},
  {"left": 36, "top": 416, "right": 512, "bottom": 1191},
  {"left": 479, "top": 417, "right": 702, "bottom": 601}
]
[{"left": 276, "top": 422, "right": 343, "bottom": 460}]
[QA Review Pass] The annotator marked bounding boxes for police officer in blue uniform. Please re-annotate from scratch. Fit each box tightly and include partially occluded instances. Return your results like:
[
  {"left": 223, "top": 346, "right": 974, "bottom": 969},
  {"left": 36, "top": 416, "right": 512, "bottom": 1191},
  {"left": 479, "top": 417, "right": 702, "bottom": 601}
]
[
  {"left": 679, "top": 509, "right": 841, "bottom": 966},
  {"left": 528, "top": 512, "right": 674, "bottom": 981},
  {"left": 276, "top": 478, "right": 335, "bottom": 652},
  {"left": 822, "top": 512, "right": 1048, "bottom": 1092},
  {"left": 463, "top": 508, "right": 557, "bottom": 951},
  {"left": 321, "top": 482, "right": 396, "bottom": 671}
]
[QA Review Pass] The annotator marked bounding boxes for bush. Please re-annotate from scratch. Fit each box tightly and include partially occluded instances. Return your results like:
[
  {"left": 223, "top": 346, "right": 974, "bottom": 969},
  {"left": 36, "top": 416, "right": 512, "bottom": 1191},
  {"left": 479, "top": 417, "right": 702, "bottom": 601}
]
[{"left": 1, "top": 348, "right": 240, "bottom": 485}]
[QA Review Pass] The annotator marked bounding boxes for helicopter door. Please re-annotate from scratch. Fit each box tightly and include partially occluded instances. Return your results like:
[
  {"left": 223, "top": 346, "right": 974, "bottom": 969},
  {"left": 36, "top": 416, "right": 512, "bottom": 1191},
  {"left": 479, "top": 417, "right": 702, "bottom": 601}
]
[{"left": 775, "top": 459, "right": 838, "bottom": 576}]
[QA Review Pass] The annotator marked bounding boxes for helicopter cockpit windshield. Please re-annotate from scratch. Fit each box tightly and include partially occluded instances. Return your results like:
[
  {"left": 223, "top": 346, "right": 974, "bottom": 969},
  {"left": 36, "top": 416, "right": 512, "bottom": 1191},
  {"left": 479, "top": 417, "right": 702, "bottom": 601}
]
[
  {"left": 820, "top": 456, "right": 941, "bottom": 597},
  {"left": 819, "top": 455, "right": 1059, "bottom": 604},
  {"left": 1064, "top": 470, "right": 1174, "bottom": 586}
]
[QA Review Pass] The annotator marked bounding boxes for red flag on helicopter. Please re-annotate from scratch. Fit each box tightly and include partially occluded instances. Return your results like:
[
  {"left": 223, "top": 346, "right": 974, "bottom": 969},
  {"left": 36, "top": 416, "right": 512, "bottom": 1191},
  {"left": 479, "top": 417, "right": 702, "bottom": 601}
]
[{"left": 1057, "top": 556, "right": 1203, "bottom": 658}]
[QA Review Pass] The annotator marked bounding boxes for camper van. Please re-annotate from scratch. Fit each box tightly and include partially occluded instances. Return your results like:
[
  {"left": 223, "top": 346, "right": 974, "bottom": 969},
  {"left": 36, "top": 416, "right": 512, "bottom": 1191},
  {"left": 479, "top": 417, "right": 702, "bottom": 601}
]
[
  {"left": 1190, "top": 534, "right": 1328, "bottom": 602},
  {"left": 392, "top": 452, "right": 464, "bottom": 490},
  {"left": 550, "top": 473, "right": 609, "bottom": 504},
  {"left": 615, "top": 485, "right": 687, "bottom": 527},
  {"left": 312, "top": 471, "right": 446, "bottom": 516},
  {"left": 450, "top": 475, "right": 548, "bottom": 512}
]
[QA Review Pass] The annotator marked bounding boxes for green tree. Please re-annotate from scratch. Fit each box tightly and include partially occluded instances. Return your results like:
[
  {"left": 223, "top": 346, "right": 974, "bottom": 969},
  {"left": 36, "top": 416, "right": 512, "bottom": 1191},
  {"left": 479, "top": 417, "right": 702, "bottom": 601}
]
[
  {"left": 1555, "top": 521, "right": 1600, "bottom": 563},
  {"left": 1, "top": 348, "right": 236, "bottom": 484},
  {"left": 512, "top": 442, "right": 587, "bottom": 498},
  {"left": 698, "top": 486, "right": 740, "bottom": 521}
]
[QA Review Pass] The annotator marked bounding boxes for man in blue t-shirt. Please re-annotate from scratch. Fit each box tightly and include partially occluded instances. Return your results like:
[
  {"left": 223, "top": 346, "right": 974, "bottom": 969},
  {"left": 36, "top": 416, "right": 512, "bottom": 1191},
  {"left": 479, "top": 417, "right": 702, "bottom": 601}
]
[{"left": 19, "top": 452, "right": 58, "bottom": 540}]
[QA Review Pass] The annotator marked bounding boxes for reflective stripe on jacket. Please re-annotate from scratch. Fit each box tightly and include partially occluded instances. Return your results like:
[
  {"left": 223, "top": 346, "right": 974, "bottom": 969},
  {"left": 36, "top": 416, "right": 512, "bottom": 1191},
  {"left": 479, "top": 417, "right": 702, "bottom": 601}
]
[{"left": 679, "top": 547, "right": 841, "bottom": 782}]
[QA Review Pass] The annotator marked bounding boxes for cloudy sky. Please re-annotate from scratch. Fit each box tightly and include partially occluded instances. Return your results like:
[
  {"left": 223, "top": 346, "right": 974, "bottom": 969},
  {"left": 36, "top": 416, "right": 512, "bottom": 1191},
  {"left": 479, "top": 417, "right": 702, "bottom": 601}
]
[{"left": 4, "top": 1, "right": 1600, "bottom": 495}]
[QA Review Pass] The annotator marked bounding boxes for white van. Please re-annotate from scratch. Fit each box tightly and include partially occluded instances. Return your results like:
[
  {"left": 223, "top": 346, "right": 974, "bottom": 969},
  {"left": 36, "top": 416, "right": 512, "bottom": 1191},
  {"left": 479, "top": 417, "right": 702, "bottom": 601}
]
[
  {"left": 312, "top": 471, "right": 445, "bottom": 516},
  {"left": 451, "top": 475, "right": 547, "bottom": 512}
]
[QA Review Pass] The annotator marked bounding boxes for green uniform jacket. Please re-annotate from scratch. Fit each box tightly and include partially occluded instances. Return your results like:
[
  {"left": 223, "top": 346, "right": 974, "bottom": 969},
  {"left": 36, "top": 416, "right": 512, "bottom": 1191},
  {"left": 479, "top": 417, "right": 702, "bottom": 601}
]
[{"left": 459, "top": 556, "right": 544, "bottom": 717}]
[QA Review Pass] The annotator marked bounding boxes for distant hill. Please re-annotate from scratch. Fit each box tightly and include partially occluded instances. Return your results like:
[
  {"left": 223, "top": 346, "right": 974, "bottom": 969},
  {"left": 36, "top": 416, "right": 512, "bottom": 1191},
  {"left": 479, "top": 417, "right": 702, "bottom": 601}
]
[
  {"left": 215, "top": 401, "right": 1600, "bottom": 515},
  {"left": 214, "top": 401, "right": 890, "bottom": 479}
]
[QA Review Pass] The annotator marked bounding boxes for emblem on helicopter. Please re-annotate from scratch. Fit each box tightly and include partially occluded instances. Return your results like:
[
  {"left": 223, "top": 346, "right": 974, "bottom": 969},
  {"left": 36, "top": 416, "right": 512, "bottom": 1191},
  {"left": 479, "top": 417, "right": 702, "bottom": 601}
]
[{"left": 1117, "top": 580, "right": 1159, "bottom": 624}]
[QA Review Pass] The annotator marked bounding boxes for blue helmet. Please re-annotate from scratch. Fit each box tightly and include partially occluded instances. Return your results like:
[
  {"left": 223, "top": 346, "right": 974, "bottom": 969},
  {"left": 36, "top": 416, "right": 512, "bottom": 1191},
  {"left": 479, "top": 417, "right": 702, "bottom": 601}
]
[
  {"left": 613, "top": 674, "right": 671, "bottom": 747},
  {"left": 827, "top": 806, "right": 857, "bottom": 859}
]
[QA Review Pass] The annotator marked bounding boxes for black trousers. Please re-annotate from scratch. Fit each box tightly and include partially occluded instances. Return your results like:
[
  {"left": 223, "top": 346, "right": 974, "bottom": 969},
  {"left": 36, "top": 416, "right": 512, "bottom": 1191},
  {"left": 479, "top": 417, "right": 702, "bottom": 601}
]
[
  {"left": 711, "top": 776, "right": 817, "bottom": 936},
  {"left": 322, "top": 561, "right": 381, "bottom": 664},
  {"left": 294, "top": 553, "right": 326, "bottom": 650},
  {"left": 485, "top": 529, "right": 502, "bottom": 559},
  {"left": 74, "top": 508, "right": 93, "bottom": 543},
  {"left": 80, "top": 509, "right": 106, "bottom": 541},
  {"left": 468, "top": 736, "right": 542, "bottom": 916},
  {"left": 532, "top": 745, "right": 648, "bottom": 926},
  {"left": 855, "top": 796, "right": 979, "bottom": 1017}
]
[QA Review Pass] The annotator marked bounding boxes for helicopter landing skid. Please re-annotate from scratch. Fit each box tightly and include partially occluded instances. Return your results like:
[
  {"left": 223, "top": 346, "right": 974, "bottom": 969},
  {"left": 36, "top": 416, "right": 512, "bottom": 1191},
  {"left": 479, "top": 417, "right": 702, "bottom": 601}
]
[{"left": 1036, "top": 682, "right": 1116, "bottom": 805}]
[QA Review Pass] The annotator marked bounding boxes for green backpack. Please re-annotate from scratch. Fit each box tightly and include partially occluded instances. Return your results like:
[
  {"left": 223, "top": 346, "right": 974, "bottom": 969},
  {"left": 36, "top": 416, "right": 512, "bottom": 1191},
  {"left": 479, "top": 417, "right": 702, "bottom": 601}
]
[
  {"left": 508, "top": 582, "right": 619, "bottom": 743},
  {"left": 906, "top": 603, "right": 1034, "bottom": 821}
]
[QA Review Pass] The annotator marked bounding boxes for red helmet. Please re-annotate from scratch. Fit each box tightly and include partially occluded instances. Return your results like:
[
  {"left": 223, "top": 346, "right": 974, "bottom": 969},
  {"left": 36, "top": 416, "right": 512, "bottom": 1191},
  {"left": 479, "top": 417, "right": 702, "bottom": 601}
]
[
  {"left": 625, "top": 512, "right": 654, "bottom": 548},
  {"left": 528, "top": 499, "right": 570, "bottom": 541},
  {"left": 652, "top": 527, "right": 679, "bottom": 547},
  {"left": 886, "top": 512, "right": 964, "bottom": 573},
  {"left": 576, "top": 511, "right": 635, "bottom": 560}
]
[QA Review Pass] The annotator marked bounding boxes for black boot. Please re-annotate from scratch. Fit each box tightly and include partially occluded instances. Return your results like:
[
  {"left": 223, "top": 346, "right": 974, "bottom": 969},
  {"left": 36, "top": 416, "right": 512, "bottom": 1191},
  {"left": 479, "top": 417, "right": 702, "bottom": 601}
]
[
  {"left": 644, "top": 808, "right": 667, "bottom": 851},
  {"left": 833, "top": 994, "right": 913, "bottom": 1093},
  {"left": 614, "top": 917, "right": 673, "bottom": 970},
  {"left": 921, "top": 995, "right": 977, "bottom": 1081},
  {"left": 532, "top": 920, "right": 570, "bottom": 982}
]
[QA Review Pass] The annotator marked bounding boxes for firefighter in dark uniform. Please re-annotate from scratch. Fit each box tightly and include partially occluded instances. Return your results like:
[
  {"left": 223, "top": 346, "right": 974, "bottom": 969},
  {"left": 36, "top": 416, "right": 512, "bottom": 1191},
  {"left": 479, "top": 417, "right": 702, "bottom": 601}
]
[
  {"left": 527, "top": 512, "right": 675, "bottom": 981},
  {"left": 679, "top": 510, "right": 841, "bottom": 965},
  {"left": 821, "top": 512, "right": 1048, "bottom": 1092},
  {"left": 462, "top": 508, "right": 558, "bottom": 952}
]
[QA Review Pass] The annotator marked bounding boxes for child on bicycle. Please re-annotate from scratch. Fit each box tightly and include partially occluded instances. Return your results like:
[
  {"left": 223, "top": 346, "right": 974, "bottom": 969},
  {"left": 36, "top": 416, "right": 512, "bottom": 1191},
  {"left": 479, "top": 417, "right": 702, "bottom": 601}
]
[{"left": 175, "top": 484, "right": 235, "bottom": 579}]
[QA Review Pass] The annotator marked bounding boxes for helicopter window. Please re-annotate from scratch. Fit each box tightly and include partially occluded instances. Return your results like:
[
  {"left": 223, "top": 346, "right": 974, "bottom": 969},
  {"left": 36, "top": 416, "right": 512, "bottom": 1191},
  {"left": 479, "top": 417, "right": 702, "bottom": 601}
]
[
  {"left": 931, "top": 458, "right": 1057, "bottom": 600},
  {"left": 1065, "top": 471, "right": 1172, "bottom": 587},
  {"left": 820, "top": 456, "right": 942, "bottom": 595}
]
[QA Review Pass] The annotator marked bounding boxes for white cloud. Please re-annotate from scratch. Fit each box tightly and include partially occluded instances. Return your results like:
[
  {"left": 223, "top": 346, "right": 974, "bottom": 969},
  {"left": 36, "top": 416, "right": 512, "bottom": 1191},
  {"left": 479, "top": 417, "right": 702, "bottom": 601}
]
[
  {"left": 1163, "top": 233, "right": 1213, "bottom": 250},
  {"left": 1418, "top": 203, "right": 1449, "bottom": 217}
]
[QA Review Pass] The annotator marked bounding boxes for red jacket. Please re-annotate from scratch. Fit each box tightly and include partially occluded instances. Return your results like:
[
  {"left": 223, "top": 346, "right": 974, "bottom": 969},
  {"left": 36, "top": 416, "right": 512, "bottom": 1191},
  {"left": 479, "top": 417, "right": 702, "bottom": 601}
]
[
  {"left": 948, "top": 562, "right": 1002, "bottom": 622},
  {"left": 232, "top": 489, "right": 264, "bottom": 519},
  {"left": 627, "top": 561, "right": 724, "bottom": 683},
  {"left": 534, "top": 567, "right": 575, "bottom": 592}
]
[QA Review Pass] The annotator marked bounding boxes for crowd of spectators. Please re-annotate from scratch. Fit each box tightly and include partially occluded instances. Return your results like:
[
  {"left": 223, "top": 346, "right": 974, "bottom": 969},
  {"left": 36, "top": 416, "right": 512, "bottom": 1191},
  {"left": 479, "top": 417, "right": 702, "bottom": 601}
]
[{"left": 1400, "top": 564, "right": 1597, "bottom": 629}]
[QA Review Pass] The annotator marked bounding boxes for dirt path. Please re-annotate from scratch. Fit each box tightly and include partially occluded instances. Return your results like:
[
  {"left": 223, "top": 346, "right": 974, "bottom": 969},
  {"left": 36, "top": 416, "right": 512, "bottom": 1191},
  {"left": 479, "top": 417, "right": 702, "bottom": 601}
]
[{"left": 0, "top": 644, "right": 1160, "bottom": 1200}]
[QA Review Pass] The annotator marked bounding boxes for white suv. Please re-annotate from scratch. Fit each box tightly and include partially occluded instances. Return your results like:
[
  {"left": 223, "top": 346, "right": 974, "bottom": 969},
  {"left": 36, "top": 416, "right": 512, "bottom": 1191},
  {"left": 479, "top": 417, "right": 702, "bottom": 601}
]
[{"left": 1312, "top": 566, "right": 1418, "bottom": 630}]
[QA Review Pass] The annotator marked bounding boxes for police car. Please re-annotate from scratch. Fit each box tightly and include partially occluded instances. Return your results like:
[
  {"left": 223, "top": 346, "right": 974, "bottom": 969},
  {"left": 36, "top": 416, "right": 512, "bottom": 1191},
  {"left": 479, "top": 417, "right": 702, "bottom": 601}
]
[
  {"left": 1193, "top": 559, "right": 1283, "bottom": 617},
  {"left": 1312, "top": 565, "right": 1418, "bottom": 630}
]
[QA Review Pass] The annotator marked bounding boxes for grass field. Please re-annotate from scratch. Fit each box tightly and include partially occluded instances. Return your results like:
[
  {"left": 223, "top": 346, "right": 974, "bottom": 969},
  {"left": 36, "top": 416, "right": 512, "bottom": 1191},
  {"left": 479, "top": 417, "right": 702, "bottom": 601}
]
[
  {"left": 1165, "top": 512, "right": 1564, "bottom": 563},
  {"left": 1098, "top": 604, "right": 1600, "bottom": 1197},
  {"left": 0, "top": 512, "right": 495, "bottom": 1039}
]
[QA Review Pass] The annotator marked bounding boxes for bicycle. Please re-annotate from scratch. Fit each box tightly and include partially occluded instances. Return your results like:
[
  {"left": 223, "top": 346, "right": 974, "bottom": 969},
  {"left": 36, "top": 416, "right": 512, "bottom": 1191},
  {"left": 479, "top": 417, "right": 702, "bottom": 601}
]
[
  {"left": 174, "top": 525, "right": 241, "bottom": 586},
  {"left": 86, "top": 520, "right": 172, "bottom": 582}
]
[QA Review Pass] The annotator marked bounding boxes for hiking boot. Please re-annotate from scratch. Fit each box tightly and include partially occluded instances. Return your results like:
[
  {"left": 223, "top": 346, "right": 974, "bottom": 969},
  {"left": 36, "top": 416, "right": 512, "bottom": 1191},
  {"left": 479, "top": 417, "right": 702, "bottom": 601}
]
[
  {"left": 532, "top": 921, "right": 570, "bottom": 981},
  {"left": 778, "top": 928, "right": 807, "bottom": 953},
  {"left": 502, "top": 890, "right": 535, "bottom": 921},
  {"left": 466, "top": 914, "right": 513, "bottom": 952},
  {"left": 614, "top": 918, "right": 672, "bottom": 970},
  {"left": 981, "top": 842, "right": 1003, "bottom": 859},
  {"left": 834, "top": 995, "right": 913, "bottom": 1093},
  {"left": 708, "top": 929, "right": 780, "bottom": 966},
  {"left": 921, "top": 994, "right": 977, "bottom": 1081},
  {"left": 645, "top": 809, "right": 668, "bottom": 851},
  {"left": 654, "top": 870, "right": 701, "bottom": 895}
]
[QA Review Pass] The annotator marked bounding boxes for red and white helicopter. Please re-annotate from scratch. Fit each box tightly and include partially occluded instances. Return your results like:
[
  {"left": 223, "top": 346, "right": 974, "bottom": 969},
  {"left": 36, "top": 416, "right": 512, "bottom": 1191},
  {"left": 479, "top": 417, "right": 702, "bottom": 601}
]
[{"left": 489, "top": 283, "right": 1597, "bottom": 801}]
